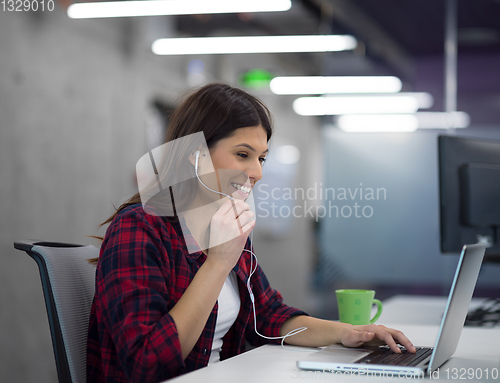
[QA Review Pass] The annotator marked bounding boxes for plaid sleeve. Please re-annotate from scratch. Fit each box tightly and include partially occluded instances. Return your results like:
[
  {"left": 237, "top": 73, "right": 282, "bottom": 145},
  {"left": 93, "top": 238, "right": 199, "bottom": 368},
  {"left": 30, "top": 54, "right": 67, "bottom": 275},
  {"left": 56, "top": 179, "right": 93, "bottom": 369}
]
[
  {"left": 95, "top": 207, "right": 185, "bottom": 383},
  {"left": 244, "top": 243, "right": 308, "bottom": 347}
]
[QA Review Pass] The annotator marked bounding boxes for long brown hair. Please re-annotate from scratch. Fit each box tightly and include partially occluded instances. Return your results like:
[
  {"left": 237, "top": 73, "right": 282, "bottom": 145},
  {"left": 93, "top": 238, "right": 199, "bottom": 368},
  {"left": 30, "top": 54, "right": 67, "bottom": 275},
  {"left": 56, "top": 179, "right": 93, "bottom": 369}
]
[{"left": 90, "top": 83, "right": 273, "bottom": 264}]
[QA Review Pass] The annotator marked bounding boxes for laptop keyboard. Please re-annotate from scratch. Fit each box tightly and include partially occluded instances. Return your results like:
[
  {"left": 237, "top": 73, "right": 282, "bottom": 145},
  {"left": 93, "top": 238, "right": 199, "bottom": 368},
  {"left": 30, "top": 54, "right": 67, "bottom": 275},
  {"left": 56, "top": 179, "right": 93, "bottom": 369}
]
[{"left": 357, "top": 346, "right": 433, "bottom": 367}]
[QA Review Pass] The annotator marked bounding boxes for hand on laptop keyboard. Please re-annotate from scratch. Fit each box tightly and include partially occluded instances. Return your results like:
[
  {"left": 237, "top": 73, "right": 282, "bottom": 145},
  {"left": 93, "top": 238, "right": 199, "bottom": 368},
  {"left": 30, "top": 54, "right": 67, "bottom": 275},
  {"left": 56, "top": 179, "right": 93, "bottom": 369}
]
[{"left": 339, "top": 323, "right": 417, "bottom": 354}]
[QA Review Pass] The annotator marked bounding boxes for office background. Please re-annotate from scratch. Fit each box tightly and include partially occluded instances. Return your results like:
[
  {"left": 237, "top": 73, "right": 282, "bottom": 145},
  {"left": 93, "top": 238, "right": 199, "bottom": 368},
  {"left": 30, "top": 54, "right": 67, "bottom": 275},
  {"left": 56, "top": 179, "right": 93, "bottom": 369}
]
[{"left": 1, "top": 1, "right": 499, "bottom": 382}]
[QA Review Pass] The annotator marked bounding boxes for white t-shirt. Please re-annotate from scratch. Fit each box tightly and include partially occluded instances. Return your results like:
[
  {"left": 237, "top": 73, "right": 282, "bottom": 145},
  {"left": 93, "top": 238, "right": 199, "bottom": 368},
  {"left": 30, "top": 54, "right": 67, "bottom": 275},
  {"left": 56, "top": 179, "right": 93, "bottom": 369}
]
[{"left": 208, "top": 271, "right": 241, "bottom": 364}]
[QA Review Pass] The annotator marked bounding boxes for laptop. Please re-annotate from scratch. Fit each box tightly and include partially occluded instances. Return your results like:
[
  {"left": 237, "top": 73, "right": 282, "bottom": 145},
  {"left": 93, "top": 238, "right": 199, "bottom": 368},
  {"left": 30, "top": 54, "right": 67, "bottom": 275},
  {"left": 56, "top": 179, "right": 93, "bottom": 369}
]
[{"left": 297, "top": 243, "right": 486, "bottom": 377}]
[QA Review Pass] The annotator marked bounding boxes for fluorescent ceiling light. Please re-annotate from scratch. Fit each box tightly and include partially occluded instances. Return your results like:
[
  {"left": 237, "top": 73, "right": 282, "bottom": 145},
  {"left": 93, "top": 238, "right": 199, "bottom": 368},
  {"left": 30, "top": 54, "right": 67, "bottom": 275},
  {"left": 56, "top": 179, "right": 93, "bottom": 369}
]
[
  {"left": 152, "top": 35, "right": 357, "bottom": 55},
  {"left": 68, "top": 0, "right": 291, "bottom": 19},
  {"left": 293, "top": 93, "right": 433, "bottom": 116},
  {"left": 337, "top": 114, "right": 419, "bottom": 133},
  {"left": 415, "top": 111, "right": 470, "bottom": 129},
  {"left": 336, "top": 112, "right": 470, "bottom": 133},
  {"left": 270, "top": 76, "right": 402, "bottom": 94}
]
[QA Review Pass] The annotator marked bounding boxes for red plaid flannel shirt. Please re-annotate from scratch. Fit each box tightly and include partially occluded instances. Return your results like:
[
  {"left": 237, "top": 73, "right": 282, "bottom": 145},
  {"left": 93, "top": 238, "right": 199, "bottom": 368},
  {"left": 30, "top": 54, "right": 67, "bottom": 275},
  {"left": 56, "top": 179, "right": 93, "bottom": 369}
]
[{"left": 86, "top": 204, "right": 307, "bottom": 383}]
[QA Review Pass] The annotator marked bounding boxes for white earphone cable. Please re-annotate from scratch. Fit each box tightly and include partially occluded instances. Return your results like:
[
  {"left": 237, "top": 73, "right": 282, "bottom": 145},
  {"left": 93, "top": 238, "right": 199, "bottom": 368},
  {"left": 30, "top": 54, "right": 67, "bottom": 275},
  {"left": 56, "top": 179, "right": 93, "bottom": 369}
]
[
  {"left": 243, "top": 238, "right": 308, "bottom": 347},
  {"left": 194, "top": 150, "right": 234, "bottom": 201},
  {"left": 194, "top": 150, "right": 310, "bottom": 350}
]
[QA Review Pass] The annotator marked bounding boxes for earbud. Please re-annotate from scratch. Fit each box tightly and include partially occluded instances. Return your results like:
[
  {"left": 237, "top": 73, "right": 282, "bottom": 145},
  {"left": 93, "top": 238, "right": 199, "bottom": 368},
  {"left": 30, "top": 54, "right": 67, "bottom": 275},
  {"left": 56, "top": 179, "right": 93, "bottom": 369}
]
[{"left": 194, "top": 150, "right": 201, "bottom": 172}]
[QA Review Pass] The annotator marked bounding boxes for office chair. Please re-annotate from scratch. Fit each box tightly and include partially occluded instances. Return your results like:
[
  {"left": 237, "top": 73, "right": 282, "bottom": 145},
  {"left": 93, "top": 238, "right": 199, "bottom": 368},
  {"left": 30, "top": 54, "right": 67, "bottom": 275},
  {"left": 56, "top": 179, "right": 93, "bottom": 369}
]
[{"left": 14, "top": 240, "right": 98, "bottom": 383}]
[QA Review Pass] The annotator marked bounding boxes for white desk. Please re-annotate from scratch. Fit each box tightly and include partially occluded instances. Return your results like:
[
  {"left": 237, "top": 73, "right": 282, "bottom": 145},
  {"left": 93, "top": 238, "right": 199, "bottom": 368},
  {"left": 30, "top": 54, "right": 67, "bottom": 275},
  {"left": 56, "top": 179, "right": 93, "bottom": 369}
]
[{"left": 168, "top": 296, "right": 500, "bottom": 382}]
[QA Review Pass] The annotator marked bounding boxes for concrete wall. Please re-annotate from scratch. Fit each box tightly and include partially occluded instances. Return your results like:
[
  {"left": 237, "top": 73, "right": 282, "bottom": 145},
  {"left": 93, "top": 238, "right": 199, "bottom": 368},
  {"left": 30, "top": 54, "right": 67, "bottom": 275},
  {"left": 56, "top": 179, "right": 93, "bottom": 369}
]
[{"left": 0, "top": 9, "right": 316, "bottom": 382}]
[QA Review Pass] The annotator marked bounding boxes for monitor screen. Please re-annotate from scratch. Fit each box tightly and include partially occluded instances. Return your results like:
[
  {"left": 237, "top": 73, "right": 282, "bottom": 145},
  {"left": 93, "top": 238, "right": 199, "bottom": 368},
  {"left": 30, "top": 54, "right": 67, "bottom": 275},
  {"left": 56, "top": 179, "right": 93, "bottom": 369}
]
[{"left": 439, "top": 135, "right": 500, "bottom": 262}]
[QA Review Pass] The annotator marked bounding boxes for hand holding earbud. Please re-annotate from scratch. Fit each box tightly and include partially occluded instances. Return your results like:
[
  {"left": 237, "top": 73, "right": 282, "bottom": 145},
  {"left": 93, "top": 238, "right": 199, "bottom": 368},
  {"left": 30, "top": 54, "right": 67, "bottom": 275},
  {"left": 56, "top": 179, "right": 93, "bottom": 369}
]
[{"left": 206, "top": 199, "right": 255, "bottom": 271}]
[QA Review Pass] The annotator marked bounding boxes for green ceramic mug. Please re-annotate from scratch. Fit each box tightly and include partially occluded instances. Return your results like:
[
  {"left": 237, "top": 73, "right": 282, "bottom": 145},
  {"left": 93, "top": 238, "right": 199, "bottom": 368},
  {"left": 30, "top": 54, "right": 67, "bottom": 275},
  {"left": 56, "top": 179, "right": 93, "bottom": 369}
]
[{"left": 336, "top": 289, "right": 383, "bottom": 325}]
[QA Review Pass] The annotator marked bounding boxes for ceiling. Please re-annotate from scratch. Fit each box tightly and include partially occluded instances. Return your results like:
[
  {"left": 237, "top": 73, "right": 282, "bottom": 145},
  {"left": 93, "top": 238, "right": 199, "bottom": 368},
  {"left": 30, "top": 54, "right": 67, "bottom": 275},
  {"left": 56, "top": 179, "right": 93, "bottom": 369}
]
[
  {"left": 174, "top": 1, "right": 500, "bottom": 65},
  {"left": 171, "top": 0, "right": 500, "bottom": 126},
  {"left": 349, "top": 0, "right": 500, "bottom": 56}
]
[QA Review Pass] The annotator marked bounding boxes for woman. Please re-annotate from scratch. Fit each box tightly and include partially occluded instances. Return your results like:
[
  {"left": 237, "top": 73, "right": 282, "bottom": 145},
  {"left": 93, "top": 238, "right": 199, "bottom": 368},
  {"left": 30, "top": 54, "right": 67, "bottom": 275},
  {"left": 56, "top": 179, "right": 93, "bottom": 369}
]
[{"left": 86, "top": 83, "right": 415, "bottom": 383}]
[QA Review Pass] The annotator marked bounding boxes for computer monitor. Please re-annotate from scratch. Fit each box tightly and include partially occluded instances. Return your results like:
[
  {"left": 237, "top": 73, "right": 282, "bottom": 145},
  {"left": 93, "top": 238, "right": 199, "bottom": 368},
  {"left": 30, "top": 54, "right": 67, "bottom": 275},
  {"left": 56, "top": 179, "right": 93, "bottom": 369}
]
[{"left": 439, "top": 135, "right": 500, "bottom": 263}]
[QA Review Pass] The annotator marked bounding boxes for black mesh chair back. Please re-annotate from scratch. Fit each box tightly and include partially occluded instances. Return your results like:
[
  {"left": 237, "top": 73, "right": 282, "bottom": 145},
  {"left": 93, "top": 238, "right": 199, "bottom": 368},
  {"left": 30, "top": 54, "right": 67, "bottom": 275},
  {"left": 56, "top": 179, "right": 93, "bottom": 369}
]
[{"left": 14, "top": 240, "right": 98, "bottom": 383}]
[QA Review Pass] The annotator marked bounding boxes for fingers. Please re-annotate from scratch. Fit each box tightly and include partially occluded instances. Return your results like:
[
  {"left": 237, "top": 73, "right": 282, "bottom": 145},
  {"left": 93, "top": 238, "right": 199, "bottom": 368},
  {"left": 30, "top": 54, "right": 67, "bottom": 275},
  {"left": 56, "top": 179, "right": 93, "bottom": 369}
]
[
  {"left": 386, "top": 328, "right": 416, "bottom": 353},
  {"left": 371, "top": 326, "right": 416, "bottom": 354},
  {"left": 218, "top": 200, "right": 254, "bottom": 232},
  {"left": 373, "top": 326, "right": 402, "bottom": 354},
  {"left": 210, "top": 199, "right": 255, "bottom": 243},
  {"left": 216, "top": 199, "right": 251, "bottom": 218},
  {"left": 240, "top": 216, "right": 256, "bottom": 235},
  {"left": 345, "top": 325, "right": 416, "bottom": 354},
  {"left": 213, "top": 198, "right": 236, "bottom": 216},
  {"left": 237, "top": 210, "right": 255, "bottom": 227}
]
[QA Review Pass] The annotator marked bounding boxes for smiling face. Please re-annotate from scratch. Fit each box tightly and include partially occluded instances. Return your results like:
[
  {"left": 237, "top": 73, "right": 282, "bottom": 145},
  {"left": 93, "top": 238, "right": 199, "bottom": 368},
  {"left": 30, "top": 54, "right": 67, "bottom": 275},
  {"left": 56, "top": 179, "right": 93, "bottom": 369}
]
[{"left": 195, "top": 125, "right": 268, "bottom": 204}]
